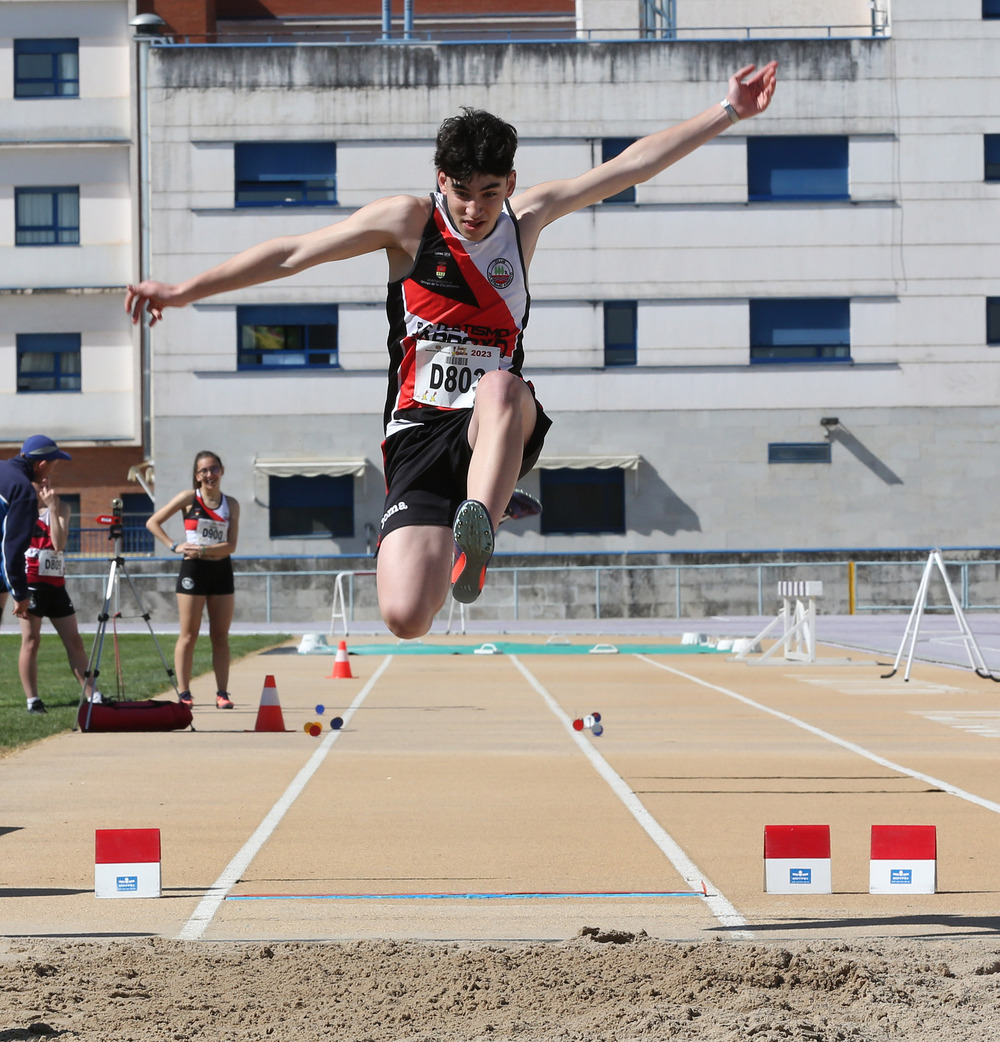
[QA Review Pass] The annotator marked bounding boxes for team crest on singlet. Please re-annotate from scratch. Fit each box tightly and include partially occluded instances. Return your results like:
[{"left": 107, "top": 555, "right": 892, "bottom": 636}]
[{"left": 487, "top": 258, "right": 515, "bottom": 289}]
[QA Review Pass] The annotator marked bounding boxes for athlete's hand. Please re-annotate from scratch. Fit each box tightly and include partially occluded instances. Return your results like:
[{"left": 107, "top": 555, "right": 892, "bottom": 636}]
[
  {"left": 125, "top": 280, "right": 183, "bottom": 327},
  {"left": 726, "top": 61, "right": 778, "bottom": 120},
  {"left": 36, "top": 484, "right": 59, "bottom": 510},
  {"left": 12, "top": 597, "right": 30, "bottom": 619}
]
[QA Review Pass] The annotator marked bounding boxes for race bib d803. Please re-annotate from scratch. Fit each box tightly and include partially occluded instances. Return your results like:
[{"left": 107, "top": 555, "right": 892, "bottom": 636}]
[{"left": 411, "top": 340, "right": 499, "bottom": 410}]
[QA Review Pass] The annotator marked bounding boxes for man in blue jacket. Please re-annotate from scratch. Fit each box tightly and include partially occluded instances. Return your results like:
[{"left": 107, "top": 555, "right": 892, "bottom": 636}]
[{"left": 1, "top": 435, "right": 72, "bottom": 713}]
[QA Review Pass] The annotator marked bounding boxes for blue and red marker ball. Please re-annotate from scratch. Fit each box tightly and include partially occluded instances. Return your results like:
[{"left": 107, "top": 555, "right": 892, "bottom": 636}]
[{"left": 573, "top": 712, "right": 603, "bottom": 736}]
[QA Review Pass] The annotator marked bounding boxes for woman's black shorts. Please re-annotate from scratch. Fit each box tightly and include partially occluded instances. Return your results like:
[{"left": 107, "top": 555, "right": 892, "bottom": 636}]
[{"left": 176, "top": 556, "right": 235, "bottom": 597}]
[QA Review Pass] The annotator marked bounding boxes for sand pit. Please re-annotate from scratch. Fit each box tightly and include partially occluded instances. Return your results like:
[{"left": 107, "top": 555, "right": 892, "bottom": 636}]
[{"left": 5, "top": 932, "right": 1000, "bottom": 1040}]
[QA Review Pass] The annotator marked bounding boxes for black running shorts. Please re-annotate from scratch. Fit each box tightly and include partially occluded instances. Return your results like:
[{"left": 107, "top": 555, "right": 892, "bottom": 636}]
[
  {"left": 176, "top": 556, "right": 235, "bottom": 597},
  {"left": 28, "top": 583, "right": 76, "bottom": 619},
  {"left": 379, "top": 399, "right": 551, "bottom": 546}
]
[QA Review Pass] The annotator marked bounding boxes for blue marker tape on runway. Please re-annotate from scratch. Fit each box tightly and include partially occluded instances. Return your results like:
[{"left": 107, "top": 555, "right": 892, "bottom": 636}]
[{"left": 227, "top": 888, "right": 707, "bottom": 901}]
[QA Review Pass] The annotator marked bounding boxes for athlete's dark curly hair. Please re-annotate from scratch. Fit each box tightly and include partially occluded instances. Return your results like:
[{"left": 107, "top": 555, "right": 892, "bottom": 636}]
[{"left": 433, "top": 107, "right": 518, "bottom": 182}]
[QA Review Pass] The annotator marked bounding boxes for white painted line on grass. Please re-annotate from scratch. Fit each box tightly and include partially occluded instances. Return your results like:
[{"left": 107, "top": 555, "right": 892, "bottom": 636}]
[
  {"left": 638, "top": 655, "right": 1000, "bottom": 816},
  {"left": 509, "top": 655, "right": 752, "bottom": 939},
  {"left": 177, "top": 655, "right": 394, "bottom": 941}
]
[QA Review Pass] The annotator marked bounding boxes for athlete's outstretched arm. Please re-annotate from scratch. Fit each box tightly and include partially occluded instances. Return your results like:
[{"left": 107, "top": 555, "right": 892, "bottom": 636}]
[
  {"left": 515, "top": 62, "right": 777, "bottom": 236},
  {"left": 125, "top": 193, "right": 424, "bottom": 326}
]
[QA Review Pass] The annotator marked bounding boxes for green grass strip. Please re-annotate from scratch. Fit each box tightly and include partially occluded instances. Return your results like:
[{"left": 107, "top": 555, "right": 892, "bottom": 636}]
[{"left": 0, "top": 632, "right": 290, "bottom": 756}]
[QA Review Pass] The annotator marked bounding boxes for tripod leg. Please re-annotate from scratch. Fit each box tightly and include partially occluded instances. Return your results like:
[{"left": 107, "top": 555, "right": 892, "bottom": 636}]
[{"left": 76, "top": 559, "right": 118, "bottom": 732}]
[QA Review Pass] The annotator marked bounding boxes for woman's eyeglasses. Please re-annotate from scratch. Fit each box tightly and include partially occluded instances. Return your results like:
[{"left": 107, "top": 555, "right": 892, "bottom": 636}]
[{"left": 197, "top": 464, "right": 222, "bottom": 477}]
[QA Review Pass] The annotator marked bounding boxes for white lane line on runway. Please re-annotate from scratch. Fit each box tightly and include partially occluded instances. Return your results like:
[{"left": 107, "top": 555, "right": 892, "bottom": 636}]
[
  {"left": 639, "top": 656, "right": 1000, "bottom": 816},
  {"left": 509, "top": 656, "right": 752, "bottom": 939},
  {"left": 177, "top": 655, "right": 394, "bottom": 941}
]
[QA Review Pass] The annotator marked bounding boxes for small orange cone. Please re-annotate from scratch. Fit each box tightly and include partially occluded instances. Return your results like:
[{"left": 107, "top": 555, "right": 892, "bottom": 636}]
[
  {"left": 253, "top": 675, "right": 288, "bottom": 732},
  {"left": 328, "top": 640, "right": 354, "bottom": 679}
]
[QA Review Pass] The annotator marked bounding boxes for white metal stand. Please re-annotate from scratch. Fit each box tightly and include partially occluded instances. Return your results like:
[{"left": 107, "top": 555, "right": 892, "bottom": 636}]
[
  {"left": 330, "top": 568, "right": 465, "bottom": 635},
  {"left": 881, "top": 549, "right": 997, "bottom": 682},
  {"left": 736, "top": 581, "right": 822, "bottom": 665}
]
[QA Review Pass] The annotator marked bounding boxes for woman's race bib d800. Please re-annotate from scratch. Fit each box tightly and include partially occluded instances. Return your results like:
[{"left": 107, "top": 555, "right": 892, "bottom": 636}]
[
  {"left": 411, "top": 340, "right": 500, "bottom": 410},
  {"left": 191, "top": 517, "right": 229, "bottom": 546}
]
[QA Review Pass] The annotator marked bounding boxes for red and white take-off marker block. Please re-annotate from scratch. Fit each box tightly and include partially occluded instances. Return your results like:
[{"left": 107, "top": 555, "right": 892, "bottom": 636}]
[
  {"left": 764, "top": 824, "right": 832, "bottom": 894},
  {"left": 869, "top": 825, "right": 937, "bottom": 894},
  {"left": 95, "top": 828, "right": 161, "bottom": 898}
]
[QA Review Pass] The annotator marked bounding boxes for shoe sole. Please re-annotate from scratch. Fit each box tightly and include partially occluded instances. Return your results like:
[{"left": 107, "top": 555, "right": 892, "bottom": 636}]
[
  {"left": 501, "top": 489, "right": 542, "bottom": 524},
  {"left": 451, "top": 500, "right": 494, "bottom": 604}
]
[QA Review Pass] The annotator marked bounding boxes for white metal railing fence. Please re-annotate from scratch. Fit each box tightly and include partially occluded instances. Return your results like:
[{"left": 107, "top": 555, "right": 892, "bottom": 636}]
[{"left": 63, "top": 557, "right": 1000, "bottom": 628}]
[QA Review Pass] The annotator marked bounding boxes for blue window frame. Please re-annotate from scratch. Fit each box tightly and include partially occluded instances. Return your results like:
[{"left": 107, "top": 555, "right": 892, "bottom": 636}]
[
  {"left": 748, "top": 136, "right": 849, "bottom": 201},
  {"left": 768, "top": 443, "right": 832, "bottom": 464},
  {"left": 120, "top": 492, "right": 155, "bottom": 554},
  {"left": 17, "top": 333, "right": 81, "bottom": 392},
  {"left": 985, "top": 0, "right": 1000, "bottom": 17},
  {"left": 237, "top": 305, "right": 339, "bottom": 369},
  {"left": 988, "top": 298, "right": 1000, "bottom": 345},
  {"left": 986, "top": 135, "right": 1000, "bottom": 182},
  {"left": 269, "top": 475, "right": 354, "bottom": 539},
  {"left": 604, "top": 301, "right": 637, "bottom": 366},
  {"left": 600, "top": 138, "right": 636, "bottom": 203},
  {"left": 235, "top": 142, "right": 337, "bottom": 206},
  {"left": 750, "top": 299, "right": 851, "bottom": 363},
  {"left": 15, "top": 186, "right": 79, "bottom": 245},
  {"left": 14, "top": 38, "right": 79, "bottom": 98},
  {"left": 539, "top": 468, "right": 625, "bottom": 535},
  {"left": 59, "top": 493, "right": 82, "bottom": 554}
]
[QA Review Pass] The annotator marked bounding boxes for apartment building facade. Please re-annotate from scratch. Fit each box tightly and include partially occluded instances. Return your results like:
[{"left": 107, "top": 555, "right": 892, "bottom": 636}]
[{"left": 1, "top": 0, "right": 151, "bottom": 538}]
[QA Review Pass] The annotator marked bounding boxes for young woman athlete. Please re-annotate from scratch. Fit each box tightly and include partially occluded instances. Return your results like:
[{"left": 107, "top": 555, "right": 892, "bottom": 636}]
[{"left": 146, "top": 450, "right": 240, "bottom": 708}]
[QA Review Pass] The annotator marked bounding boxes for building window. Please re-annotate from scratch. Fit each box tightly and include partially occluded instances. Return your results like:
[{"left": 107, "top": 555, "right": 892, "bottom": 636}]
[
  {"left": 748, "top": 136, "right": 849, "bottom": 201},
  {"left": 600, "top": 139, "right": 636, "bottom": 203},
  {"left": 59, "top": 493, "right": 82, "bottom": 554},
  {"left": 988, "top": 298, "right": 1000, "bottom": 345},
  {"left": 120, "top": 492, "right": 155, "bottom": 554},
  {"left": 750, "top": 299, "right": 851, "bottom": 363},
  {"left": 986, "top": 135, "right": 1000, "bottom": 182},
  {"left": 604, "top": 301, "right": 637, "bottom": 366},
  {"left": 269, "top": 475, "right": 354, "bottom": 539},
  {"left": 235, "top": 142, "right": 337, "bottom": 206},
  {"left": 14, "top": 38, "right": 79, "bottom": 98},
  {"left": 237, "top": 305, "right": 339, "bottom": 369},
  {"left": 985, "top": 0, "right": 1000, "bottom": 17},
  {"left": 16, "top": 333, "right": 82, "bottom": 391},
  {"left": 539, "top": 468, "right": 625, "bottom": 535},
  {"left": 15, "top": 187, "right": 79, "bottom": 245},
  {"left": 768, "top": 443, "right": 832, "bottom": 464}
]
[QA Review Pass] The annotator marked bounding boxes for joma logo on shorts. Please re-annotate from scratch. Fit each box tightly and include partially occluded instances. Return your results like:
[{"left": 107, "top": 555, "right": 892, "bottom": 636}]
[{"left": 380, "top": 501, "right": 408, "bottom": 528}]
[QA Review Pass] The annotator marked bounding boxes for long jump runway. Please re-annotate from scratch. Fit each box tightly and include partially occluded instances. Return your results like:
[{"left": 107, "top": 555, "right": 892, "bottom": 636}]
[{"left": 5, "top": 633, "right": 1000, "bottom": 944}]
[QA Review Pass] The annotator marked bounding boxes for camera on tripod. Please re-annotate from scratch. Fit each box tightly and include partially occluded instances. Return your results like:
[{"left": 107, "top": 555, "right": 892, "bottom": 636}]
[{"left": 95, "top": 497, "right": 125, "bottom": 545}]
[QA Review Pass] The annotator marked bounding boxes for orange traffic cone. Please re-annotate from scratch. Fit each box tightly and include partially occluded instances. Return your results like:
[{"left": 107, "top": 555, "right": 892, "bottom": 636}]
[
  {"left": 253, "top": 675, "right": 288, "bottom": 732},
  {"left": 328, "top": 640, "right": 354, "bottom": 679}
]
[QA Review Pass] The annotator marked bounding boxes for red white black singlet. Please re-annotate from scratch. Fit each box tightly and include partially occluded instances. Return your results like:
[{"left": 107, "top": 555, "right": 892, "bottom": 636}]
[
  {"left": 183, "top": 491, "right": 230, "bottom": 548},
  {"left": 24, "top": 507, "right": 65, "bottom": 587},
  {"left": 383, "top": 192, "right": 530, "bottom": 439}
]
